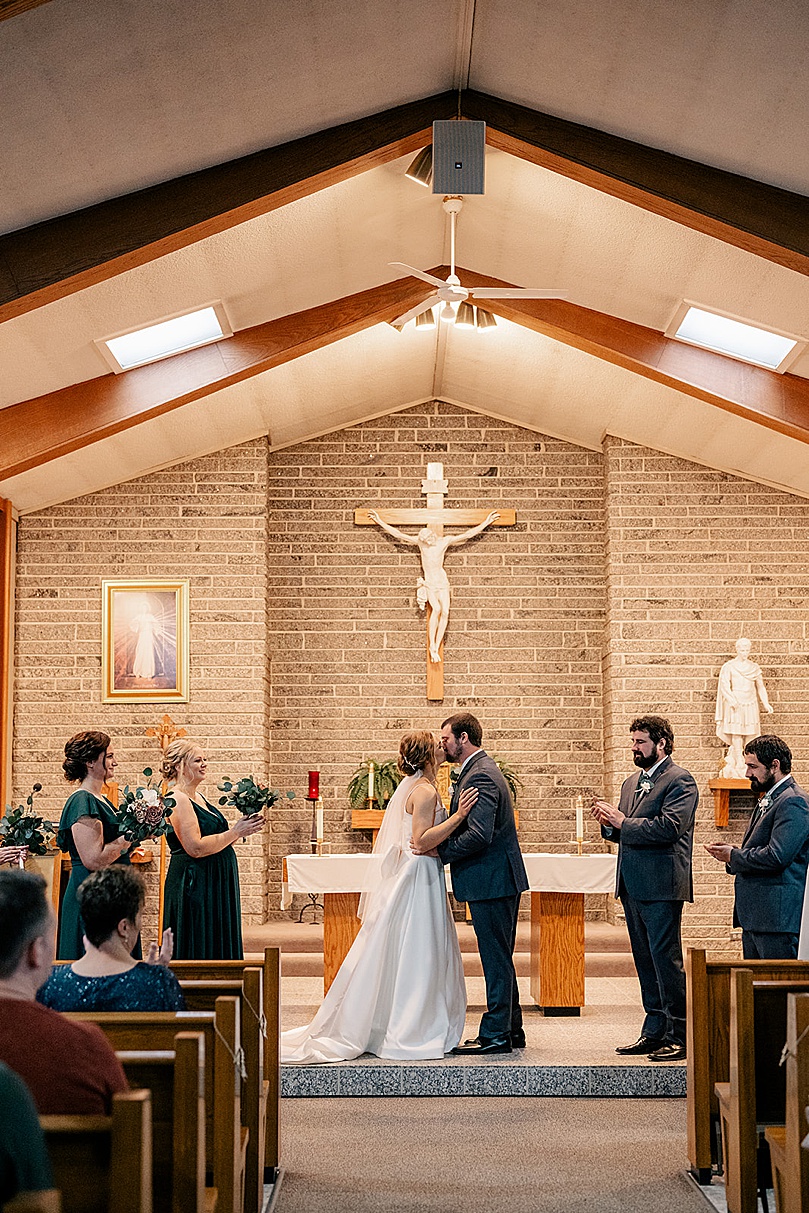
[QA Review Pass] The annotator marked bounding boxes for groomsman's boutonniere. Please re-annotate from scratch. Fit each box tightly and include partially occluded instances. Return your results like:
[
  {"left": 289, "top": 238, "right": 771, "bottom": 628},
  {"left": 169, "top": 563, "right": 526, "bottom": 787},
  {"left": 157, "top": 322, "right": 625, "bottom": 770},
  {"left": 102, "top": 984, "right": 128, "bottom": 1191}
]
[
  {"left": 637, "top": 774, "right": 654, "bottom": 797},
  {"left": 449, "top": 768, "right": 460, "bottom": 786}
]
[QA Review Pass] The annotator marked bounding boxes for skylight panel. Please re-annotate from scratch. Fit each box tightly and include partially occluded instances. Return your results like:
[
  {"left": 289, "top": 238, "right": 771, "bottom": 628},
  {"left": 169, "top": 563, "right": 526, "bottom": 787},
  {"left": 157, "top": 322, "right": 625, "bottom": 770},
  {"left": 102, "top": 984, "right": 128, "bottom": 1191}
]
[
  {"left": 97, "top": 304, "right": 231, "bottom": 373},
  {"left": 667, "top": 302, "right": 803, "bottom": 372}
]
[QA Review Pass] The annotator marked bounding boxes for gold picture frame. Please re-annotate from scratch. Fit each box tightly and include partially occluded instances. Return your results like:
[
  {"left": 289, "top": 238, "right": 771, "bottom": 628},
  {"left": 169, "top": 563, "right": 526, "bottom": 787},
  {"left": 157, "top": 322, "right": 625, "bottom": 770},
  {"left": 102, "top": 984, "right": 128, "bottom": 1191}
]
[{"left": 101, "top": 579, "right": 189, "bottom": 703}]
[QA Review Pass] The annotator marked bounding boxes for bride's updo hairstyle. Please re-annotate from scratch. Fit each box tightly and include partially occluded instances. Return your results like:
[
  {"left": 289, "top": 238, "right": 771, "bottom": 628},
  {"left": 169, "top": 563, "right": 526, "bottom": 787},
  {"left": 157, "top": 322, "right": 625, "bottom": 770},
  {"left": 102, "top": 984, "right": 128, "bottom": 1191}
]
[
  {"left": 161, "top": 739, "right": 199, "bottom": 784},
  {"left": 63, "top": 731, "right": 111, "bottom": 783},
  {"left": 397, "top": 731, "right": 435, "bottom": 776}
]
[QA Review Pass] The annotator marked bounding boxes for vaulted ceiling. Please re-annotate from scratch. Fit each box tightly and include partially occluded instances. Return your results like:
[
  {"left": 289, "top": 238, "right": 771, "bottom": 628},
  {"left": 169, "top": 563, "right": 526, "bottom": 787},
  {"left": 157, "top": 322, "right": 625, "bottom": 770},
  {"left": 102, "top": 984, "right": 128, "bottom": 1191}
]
[{"left": 2, "top": 0, "right": 809, "bottom": 512}]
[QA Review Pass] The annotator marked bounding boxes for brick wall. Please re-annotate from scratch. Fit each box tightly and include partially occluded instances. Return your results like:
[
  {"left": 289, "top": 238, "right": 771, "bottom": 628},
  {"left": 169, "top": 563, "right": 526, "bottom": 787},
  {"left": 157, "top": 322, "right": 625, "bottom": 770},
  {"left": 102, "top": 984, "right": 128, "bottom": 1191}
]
[
  {"left": 12, "top": 441, "right": 270, "bottom": 944},
  {"left": 602, "top": 436, "right": 809, "bottom": 954},
  {"left": 266, "top": 400, "right": 607, "bottom": 912},
  {"left": 12, "top": 411, "right": 809, "bottom": 955}
]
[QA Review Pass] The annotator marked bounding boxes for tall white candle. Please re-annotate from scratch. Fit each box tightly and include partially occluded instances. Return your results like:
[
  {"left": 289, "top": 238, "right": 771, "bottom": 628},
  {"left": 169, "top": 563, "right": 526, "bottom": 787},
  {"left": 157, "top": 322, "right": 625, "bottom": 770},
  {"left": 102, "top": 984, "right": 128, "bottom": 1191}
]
[
  {"left": 316, "top": 798, "right": 324, "bottom": 843},
  {"left": 575, "top": 795, "right": 584, "bottom": 842},
  {"left": 368, "top": 761, "right": 375, "bottom": 801}
]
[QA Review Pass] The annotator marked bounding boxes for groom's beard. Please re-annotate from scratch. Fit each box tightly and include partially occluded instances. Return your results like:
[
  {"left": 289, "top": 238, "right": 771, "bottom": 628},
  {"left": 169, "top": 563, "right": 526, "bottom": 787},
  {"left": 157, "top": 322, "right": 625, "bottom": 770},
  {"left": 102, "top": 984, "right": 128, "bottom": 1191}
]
[{"left": 749, "top": 772, "right": 776, "bottom": 796}]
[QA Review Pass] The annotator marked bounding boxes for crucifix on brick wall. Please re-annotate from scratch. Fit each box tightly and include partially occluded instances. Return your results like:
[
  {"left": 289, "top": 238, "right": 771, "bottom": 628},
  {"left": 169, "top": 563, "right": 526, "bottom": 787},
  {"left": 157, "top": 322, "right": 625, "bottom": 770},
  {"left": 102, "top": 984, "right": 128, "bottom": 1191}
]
[{"left": 355, "top": 463, "right": 516, "bottom": 700}]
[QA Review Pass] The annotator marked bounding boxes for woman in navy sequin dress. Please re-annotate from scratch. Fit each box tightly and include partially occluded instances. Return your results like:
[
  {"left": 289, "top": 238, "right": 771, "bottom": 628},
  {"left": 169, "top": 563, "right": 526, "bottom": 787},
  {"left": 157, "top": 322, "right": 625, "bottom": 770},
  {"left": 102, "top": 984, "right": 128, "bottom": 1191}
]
[{"left": 39, "top": 867, "right": 184, "bottom": 1013}]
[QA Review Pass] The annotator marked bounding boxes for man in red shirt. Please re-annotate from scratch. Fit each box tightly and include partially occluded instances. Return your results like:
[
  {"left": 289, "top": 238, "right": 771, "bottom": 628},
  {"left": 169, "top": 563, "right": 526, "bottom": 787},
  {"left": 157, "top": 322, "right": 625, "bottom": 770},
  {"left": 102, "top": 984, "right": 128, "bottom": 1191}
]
[{"left": 0, "top": 869, "right": 128, "bottom": 1114}]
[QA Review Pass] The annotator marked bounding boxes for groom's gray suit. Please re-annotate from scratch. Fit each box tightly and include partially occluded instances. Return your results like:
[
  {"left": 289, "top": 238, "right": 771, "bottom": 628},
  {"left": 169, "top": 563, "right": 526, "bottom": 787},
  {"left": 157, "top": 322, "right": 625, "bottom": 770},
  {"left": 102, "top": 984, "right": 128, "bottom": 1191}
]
[{"left": 438, "top": 750, "right": 528, "bottom": 1040}]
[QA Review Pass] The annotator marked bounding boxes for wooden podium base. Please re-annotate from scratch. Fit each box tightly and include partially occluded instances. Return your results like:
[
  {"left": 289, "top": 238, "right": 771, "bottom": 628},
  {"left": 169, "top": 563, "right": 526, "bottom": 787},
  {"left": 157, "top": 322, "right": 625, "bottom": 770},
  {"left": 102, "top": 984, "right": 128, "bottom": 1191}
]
[
  {"left": 323, "top": 892, "right": 361, "bottom": 994},
  {"left": 530, "top": 890, "right": 585, "bottom": 1014}
]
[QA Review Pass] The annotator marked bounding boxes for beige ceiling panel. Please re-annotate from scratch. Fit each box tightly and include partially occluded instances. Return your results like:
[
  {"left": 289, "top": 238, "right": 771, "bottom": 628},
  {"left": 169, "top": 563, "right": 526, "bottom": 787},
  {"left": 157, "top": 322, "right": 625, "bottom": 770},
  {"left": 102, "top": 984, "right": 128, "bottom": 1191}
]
[
  {"left": 472, "top": 0, "right": 809, "bottom": 194},
  {"left": 0, "top": 0, "right": 454, "bottom": 232}
]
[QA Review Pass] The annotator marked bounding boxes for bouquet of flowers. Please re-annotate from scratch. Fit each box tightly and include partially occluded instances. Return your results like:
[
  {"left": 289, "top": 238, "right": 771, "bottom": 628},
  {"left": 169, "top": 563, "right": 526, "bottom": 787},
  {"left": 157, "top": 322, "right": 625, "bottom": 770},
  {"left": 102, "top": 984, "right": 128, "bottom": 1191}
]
[
  {"left": 0, "top": 784, "right": 57, "bottom": 857},
  {"left": 217, "top": 775, "right": 295, "bottom": 817},
  {"left": 117, "top": 769, "right": 175, "bottom": 845}
]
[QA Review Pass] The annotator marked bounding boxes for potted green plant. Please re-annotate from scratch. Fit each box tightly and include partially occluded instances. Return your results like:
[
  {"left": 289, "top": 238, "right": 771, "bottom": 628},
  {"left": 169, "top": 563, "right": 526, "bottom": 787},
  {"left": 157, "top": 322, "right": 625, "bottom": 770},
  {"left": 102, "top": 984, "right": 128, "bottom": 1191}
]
[{"left": 347, "top": 759, "right": 402, "bottom": 809}]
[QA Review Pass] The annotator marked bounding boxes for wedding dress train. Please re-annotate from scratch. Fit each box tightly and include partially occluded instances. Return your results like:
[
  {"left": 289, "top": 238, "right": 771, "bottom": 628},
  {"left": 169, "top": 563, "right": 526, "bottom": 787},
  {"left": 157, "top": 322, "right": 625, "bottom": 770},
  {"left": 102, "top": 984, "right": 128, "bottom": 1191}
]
[{"left": 281, "top": 773, "right": 466, "bottom": 1063}]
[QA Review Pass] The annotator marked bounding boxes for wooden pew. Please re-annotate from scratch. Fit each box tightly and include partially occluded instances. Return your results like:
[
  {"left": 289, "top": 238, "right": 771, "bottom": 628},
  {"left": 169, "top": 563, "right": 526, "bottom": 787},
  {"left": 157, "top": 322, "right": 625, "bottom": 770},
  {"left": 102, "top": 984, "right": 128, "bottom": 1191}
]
[
  {"left": 66, "top": 999, "right": 244, "bottom": 1213},
  {"left": 766, "top": 992, "right": 809, "bottom": 1213},
  {"left": 685, "top": 948, "right": 809, "bottom": 1182},
  {"left": 116, "top": 1032, "right": 216, "bottom": 1213},
  {"left": 178, "top": 969, "right": 265, "bottom": 1213},
  {"left": 714, "top": 972, "right": 809, "bottom": 1213},
  {"left": 38, "top": 1088, "right": 152, "bottom": 1213},
  {"left": 171, "top": 948, "right": 281, "bottom": 1181}
]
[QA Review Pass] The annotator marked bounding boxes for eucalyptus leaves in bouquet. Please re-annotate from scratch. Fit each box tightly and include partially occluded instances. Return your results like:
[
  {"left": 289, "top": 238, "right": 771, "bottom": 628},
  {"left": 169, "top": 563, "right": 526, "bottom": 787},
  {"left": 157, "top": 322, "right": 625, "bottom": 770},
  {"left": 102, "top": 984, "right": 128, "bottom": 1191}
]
[
  {"left": 0, "top": 784, "right": 57, "bottom": 855},
  {"left": 217, "top": 775, "right": 295, "bottom": 817},
  {"left": 117, "top": 769, "right": 176, "bottom": 845}
]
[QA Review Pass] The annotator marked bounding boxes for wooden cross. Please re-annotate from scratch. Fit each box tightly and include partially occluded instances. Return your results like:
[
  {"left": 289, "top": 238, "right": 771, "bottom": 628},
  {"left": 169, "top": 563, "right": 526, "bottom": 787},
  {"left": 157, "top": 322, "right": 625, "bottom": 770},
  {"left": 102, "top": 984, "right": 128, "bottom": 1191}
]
[{"left": 355, "top": 462, "right": 516, "bottom": 700}]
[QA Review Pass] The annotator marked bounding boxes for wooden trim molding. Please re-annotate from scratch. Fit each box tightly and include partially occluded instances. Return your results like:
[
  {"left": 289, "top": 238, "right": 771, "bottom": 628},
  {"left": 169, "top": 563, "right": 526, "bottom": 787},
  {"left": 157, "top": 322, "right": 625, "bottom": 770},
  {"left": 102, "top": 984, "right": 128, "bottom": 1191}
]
[
  {"left": 0, "top": 499, "right": 16, "bottom": 812},
  {"left": 464, "top": 91, "right": 809, "bottom": 277},
  {"left": 0, "top": 0, "right": 53, "bottom": 19},
  {"left": 2, "top": 90, "right": 808, "bottom": 325},
  {"left": 0, "top": 276, "right": 430, "bottom": 479},
  {"left": 2, "top": 268, "right": 809, "bottom": 483},
  {"left": 0, "top": 92, "right": 456, "bottom": 324}
]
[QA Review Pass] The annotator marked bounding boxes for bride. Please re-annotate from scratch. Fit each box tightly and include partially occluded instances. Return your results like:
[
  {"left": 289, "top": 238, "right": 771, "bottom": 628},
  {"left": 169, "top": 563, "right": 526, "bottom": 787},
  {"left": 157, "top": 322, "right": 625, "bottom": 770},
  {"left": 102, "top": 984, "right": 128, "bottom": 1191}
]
[{"left": 281, "top": 730, "right": 477, "bottom": 1063}]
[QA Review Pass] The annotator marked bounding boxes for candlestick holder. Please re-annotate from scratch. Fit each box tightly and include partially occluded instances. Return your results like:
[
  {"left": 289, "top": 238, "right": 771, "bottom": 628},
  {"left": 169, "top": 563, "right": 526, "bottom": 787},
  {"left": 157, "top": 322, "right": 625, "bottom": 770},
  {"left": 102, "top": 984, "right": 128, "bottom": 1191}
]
[
  {"left": 307, "top": 796, "right": 325, "bottom": 855},
  {"left": 568, "top": 839, "right": 586, "bottom": 855}
]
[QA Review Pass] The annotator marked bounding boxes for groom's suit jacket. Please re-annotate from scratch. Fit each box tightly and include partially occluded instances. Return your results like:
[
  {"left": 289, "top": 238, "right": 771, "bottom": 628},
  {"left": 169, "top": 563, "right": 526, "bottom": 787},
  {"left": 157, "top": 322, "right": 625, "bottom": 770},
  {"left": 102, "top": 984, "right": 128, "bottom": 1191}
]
[
  {"left": 601, "top": 756, "right": 697, "bottom": 902},
  {"left": 726, "top": 776, "right": 809, "bottom": 934},
  {"left": 437, "top": 750, "right": 528, "bottom": 903}
]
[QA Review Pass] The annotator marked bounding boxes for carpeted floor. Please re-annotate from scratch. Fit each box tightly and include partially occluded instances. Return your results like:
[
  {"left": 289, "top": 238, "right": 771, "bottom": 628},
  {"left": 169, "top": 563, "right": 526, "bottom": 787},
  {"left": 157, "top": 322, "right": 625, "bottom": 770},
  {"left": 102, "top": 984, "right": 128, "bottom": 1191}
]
[{"left": 277, "top": 1097, "right": 707, "bottom": 1212}]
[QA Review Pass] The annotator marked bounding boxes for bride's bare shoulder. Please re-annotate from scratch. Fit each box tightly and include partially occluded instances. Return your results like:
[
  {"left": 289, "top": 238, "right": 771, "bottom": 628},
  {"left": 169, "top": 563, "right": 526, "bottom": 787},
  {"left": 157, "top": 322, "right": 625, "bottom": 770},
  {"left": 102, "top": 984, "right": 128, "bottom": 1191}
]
[{"left": 405, "top": 779, "right": 435, "bottom": 816}]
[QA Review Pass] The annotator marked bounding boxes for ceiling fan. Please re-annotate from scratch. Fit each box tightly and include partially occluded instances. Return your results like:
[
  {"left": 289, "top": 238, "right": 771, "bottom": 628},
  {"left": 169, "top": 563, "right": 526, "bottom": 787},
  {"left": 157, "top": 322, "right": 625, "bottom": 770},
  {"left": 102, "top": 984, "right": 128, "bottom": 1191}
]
[{"left": 389, "top": 196, "right": 566, "bottom": 327}]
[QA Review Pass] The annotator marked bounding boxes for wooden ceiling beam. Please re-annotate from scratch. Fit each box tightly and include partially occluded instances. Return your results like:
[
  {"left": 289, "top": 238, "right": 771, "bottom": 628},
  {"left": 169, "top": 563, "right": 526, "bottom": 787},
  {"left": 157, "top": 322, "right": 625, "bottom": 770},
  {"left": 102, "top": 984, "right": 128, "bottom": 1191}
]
[
  {"left": 464, "top": 91, "right": 809, "bottom": 276},
  {"left": 0, "top": 276, "right": 429, "bottom": 479},
  {"left": 0, "top": 92, "right": 456, "bottom": 324},
  {"left": 3, "top": 89, "right": 809, "bottom": 328},
  {"left": 457, "top": 267, "right": 809, "bottom": 443}
]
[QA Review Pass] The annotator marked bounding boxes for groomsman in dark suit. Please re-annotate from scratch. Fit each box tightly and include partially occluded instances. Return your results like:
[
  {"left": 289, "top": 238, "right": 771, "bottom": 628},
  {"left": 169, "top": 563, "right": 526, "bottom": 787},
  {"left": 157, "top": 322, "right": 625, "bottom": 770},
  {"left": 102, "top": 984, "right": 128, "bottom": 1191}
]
[
  {"left": 425, "top": 712, "right": 528, "bottom": 1056},
  {"left": 705, "top": 734, "right": 809, "bottom": 959},
  {"left": 592, "top": 715, "right": 698, "bottom": 1062}
]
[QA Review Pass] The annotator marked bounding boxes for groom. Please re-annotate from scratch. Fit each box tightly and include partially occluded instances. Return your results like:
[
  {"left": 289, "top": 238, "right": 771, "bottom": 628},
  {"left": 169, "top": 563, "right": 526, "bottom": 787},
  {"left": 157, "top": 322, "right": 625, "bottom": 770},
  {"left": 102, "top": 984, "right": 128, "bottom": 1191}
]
[{"left": 430, "top": 712, "right": 528, "bottom": 1055}]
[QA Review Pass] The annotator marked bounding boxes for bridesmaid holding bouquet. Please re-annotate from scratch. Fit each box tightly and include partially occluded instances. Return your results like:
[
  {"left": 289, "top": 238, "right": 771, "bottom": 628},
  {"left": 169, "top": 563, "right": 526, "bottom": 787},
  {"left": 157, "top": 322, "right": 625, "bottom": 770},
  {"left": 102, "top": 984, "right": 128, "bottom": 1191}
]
[{"left": 161, "top": 740, "right": 264, "bottom": 959}]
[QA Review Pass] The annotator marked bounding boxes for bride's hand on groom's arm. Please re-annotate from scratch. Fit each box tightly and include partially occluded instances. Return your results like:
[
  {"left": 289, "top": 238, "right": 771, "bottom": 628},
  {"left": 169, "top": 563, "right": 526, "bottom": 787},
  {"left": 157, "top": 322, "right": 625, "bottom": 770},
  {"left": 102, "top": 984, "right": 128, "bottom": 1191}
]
[{"left": 456, "top": 787, "right": 478, "bottom": 820}]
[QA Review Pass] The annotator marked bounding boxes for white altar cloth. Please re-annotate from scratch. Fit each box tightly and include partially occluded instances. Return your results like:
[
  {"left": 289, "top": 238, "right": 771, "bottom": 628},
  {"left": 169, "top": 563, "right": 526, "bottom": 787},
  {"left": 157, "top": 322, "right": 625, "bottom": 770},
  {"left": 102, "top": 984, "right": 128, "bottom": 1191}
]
[{"left": 281, "top": 850, "right": 616, "bottom": 908}]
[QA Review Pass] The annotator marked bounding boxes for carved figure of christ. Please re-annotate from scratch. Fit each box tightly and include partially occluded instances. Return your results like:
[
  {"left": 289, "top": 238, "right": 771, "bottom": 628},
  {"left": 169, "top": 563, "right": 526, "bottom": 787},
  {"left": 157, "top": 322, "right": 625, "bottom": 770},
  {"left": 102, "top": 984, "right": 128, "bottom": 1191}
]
[{"left": 355, "top": 463, "right": 515, "bottom": 700}]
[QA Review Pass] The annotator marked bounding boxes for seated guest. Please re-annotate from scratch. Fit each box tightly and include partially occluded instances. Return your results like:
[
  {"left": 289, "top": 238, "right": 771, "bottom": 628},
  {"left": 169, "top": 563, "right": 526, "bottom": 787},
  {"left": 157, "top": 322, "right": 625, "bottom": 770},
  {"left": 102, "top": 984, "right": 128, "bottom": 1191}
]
[
  {"left": 0, "top": 1062, "right": 54, "bottom": 1208},
  {"left": 38, "top": 867, "right": 185, "bottom": 1013},
  {"left": 0, "top": 869, "right": 128, "bottom": 1114}
]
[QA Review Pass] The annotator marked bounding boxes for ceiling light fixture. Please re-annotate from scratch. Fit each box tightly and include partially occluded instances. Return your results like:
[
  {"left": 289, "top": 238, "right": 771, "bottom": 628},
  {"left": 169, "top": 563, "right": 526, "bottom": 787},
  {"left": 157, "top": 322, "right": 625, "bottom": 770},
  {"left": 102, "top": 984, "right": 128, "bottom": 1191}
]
[
  {"left": 415, "top": 308, "right": 436, "bottom": 330},
  {"left": 455, "top": 301, "right": 476, "bottom": 328},
  {"left": 405, "top": 146, "right": 433, "bottom": 188},
  {"left": 97, "top": 303, "right": 231, "bottom": 373},
  {"left": 475, "top": 308, "right": 497, "bottom": 331},
  {"left": 666, "top": 302, "right": 803, "bottom": 372},
  {"left": 439, "top": 301, "right": 457, "bottom": 323}
]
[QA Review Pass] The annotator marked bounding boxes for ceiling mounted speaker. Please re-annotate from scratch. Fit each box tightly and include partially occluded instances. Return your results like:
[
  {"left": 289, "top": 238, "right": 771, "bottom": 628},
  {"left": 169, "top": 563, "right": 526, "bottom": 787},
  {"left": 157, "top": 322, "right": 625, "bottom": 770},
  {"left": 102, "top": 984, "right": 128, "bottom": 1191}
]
[{"left": 431, "top": 120, "right": 485, "bottom": 195}]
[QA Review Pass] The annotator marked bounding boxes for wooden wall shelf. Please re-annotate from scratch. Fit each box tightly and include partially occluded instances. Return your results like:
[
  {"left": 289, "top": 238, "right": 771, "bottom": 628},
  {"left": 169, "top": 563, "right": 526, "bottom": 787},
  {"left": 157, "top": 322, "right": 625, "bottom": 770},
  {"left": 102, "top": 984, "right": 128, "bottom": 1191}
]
[{"left": 708, "top": 778, "right": 751, "bottom": 827}]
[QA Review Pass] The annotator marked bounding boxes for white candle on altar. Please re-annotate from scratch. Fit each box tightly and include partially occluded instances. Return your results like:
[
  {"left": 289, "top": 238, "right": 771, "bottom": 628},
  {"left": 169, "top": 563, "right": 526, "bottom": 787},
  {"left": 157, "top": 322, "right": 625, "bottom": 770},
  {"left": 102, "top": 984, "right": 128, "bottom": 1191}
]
[
  {"left": 316, "top": 798, "right": 324, "bottom": 843},
  {"left": 575, "top": 795, "right": 584, "bottom": 842},
  {"left": 368, "top": 761, "right": 375, "bottom": 801}
]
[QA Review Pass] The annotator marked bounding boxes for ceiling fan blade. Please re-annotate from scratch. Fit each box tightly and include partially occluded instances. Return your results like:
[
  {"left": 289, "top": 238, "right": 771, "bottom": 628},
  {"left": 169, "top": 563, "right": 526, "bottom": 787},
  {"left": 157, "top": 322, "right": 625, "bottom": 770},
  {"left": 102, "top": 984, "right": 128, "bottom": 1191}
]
[
  {"left": 469, "top": 288, "right": 568, "bottom": 299},
  {"left": 389, "top": 262, "right": 448, "bottom": 289},
  {"left": 390, "top": 296, "right": 441, "bottom": 326}
]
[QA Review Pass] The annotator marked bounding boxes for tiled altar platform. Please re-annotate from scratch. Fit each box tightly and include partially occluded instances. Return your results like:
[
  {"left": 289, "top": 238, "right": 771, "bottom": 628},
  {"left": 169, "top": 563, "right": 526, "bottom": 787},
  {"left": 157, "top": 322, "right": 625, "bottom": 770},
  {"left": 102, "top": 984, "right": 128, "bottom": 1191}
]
[{"left": 276, "top": 974, "right": 686, "bottom": 1099}]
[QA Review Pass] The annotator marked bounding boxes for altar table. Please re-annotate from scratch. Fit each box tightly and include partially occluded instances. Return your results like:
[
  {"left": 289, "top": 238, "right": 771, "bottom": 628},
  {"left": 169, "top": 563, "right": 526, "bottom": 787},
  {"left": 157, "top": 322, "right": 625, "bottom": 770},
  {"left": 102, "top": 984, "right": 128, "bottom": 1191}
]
[{"left": 282, "top": 851, "right": 617, "bottom": 1007}]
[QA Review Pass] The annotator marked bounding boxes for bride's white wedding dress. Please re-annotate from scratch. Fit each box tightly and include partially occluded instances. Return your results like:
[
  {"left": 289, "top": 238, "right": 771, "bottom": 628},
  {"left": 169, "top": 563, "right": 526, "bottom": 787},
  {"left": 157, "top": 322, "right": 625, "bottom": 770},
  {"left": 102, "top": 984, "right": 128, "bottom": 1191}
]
[{"left": 281, "top": 772, "right": 466, "bottom": 1063}]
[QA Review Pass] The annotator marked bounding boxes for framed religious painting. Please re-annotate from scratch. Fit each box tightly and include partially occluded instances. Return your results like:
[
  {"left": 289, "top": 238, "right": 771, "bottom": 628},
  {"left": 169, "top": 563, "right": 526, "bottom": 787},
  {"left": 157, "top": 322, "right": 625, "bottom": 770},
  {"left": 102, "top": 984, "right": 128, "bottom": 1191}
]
[{"left": 101, "top": 579, "right": 190, "bottom": 703}]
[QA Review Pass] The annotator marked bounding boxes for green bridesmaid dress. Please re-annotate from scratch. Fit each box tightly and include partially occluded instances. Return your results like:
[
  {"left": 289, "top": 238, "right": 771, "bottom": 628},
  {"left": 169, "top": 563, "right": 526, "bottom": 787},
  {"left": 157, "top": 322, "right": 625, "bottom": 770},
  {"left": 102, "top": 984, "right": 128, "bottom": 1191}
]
[
  {"left": 162, "top": 797, "right": 243, "bottom": 959},
  {"left": 56, "top": 790, "right": 132, "bottom": 961}
]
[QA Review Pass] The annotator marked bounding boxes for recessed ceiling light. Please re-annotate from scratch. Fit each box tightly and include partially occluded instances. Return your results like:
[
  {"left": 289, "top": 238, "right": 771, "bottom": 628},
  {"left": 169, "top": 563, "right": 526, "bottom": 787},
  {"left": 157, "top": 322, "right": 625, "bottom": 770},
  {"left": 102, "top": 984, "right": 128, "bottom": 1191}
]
[
  {"left": 96, "top": 303, "right": 231, "bottom": 373},
  {"left": 666, "top": 302, "right": 804, "bottom": 372}
]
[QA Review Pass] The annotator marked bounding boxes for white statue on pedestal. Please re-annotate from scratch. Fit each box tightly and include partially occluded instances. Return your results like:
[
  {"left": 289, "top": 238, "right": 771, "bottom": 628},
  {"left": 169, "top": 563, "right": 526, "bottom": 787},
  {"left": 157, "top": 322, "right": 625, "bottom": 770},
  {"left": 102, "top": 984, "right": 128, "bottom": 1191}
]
[{"left": 715, "top": 638, "right": 773, "bottom": 777}]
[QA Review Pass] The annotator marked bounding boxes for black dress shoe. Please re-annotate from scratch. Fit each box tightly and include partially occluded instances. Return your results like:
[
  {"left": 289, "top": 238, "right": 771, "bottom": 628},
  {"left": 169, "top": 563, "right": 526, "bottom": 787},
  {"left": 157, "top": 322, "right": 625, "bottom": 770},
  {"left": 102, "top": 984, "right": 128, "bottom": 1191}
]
[
  {"left": 649, "top": 1042, "right": 686, "bottom": 1062},
  {"left": 511, "top": 1030, "right": 527, "bottom": 1049},
  {"left": 615, "top": 1035, "right": 665, "bottom": 1056},
  {"left": 452, "top": 1037, "right": 512, "bottom": 1056}
]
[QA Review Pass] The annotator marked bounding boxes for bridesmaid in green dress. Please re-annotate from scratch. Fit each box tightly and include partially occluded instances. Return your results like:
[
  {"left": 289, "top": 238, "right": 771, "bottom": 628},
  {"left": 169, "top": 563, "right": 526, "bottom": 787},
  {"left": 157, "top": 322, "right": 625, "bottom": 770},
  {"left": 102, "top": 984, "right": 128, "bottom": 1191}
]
[
  {"left": 56, "top": 732, "right": 132, "bottom": 960},
  {"left": 160, "top": 740, "right": 264, "bottom": 959}
]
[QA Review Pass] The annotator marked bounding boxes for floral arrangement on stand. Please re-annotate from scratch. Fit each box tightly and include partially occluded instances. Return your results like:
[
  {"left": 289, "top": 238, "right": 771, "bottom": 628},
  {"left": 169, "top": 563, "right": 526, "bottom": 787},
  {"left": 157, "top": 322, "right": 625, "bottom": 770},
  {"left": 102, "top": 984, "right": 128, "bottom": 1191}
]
[
  {"left": 217, "top": 775, "right": 295, "bottom": 817},
  {"left": 117, "top": 769, "right": 176, "bottom": 845},
  {"left": 0, "top": 784, "right": 57, "bottom": 864}
]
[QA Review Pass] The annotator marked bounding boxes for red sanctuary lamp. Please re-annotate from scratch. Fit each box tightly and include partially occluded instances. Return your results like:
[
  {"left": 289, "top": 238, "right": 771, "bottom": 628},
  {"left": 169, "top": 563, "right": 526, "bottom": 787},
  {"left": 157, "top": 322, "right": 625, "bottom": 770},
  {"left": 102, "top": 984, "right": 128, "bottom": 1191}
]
[{"left": 307, "top": 771, "right": 323, "bottom": 853}]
